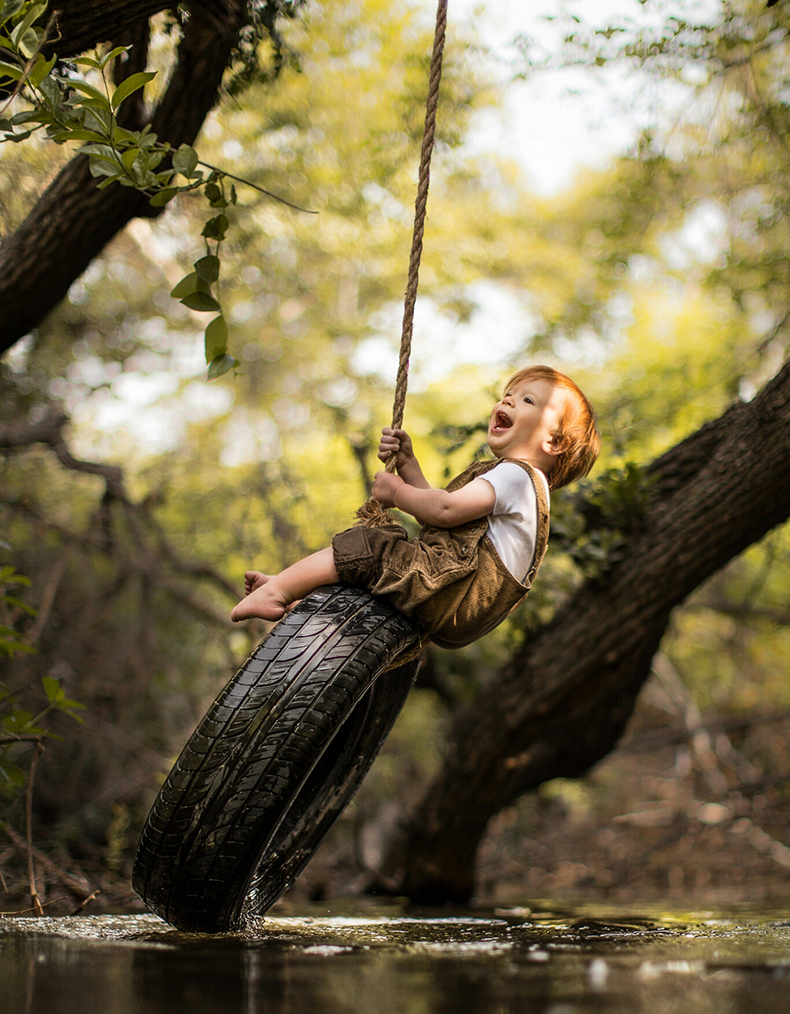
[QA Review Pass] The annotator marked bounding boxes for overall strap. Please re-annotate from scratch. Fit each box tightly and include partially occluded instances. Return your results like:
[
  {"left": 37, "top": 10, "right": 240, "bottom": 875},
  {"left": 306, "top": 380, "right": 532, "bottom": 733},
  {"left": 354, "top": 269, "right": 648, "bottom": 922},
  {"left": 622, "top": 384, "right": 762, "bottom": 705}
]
[{"left": 447, "top": 458, "right": 550, "bottom": 583}]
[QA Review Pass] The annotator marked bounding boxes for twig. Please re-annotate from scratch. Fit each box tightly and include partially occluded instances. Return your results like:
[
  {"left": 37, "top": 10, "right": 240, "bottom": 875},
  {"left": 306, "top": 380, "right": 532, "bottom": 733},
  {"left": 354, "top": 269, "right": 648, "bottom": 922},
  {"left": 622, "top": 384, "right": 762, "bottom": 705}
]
[
  {"left": 0, "top": 735, "right": 50, "bottom": 745},
  {"left": 9, "top": 896, "right": 69, "bottom": 916},
  {"left": 195, "top": 157, "right": 318, "bottom": 214},
  {"left": 25, "top": 741, "right": 45, "bottom": 916},
  {"left": 70, "top": 889, "right": 100, "bottom": 915}
]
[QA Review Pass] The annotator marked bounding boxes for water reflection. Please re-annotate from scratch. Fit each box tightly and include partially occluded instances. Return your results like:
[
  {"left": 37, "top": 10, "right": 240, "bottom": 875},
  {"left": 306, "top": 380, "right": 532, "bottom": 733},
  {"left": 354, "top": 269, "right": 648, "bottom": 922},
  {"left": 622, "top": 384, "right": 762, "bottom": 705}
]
[{"left": 3, "top": 909, "right": 790, "bottom": 1014}]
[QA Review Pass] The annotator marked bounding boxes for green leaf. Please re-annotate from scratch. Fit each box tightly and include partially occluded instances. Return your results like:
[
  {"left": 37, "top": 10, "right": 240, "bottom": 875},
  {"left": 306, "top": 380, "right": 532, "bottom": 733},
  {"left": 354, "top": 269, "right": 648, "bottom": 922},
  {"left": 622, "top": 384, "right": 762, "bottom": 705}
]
[
  {"left": 4, "top": 709, "right": 34, "bottom": 733},
  {"left": 89, "top": 160, "right": 122, "bottom": 179},
  {"left": 172, "top": 143, "right": 198, "bottom": 174},
  {"left": 100, "top": 45, "right": 132, "bottom": 69},
  {"left": 121, "top": 145, "right": 139, "bottom": 172},
  {"left": 201, "top": 214, "right": 229, "bottom": 241},
  {"left": 95, "top": 174, "right": 123, "bottom": 189},
  {"left": 112, "top": 124, "right": 138, "bottom": 144},
  {"left": 10, "top": 109, "right": 43, "bottom": 125},
  {"left": 17, "top": 25, "right": 39, "bottom": 59},
  {"left": 59, "top": 697, "right": 85, "bottom": 712},
  {"left": 149, "top": 187, "right": 179, "bottom": 207},
  {"left": 110, "top": 70, "right": 156, "bottom": 111},
  {"left": 170, "top": 271, "right": 206, "bottom": 299},
  {"left": 181, "top": 291, "right": 221, "bottom": 313},
  {"left": 0, "top": 764, "right": 27, "bottom": 791},
  {"left": 0, "top": 627, "right": 35, "bottom": 655},
  {"left": 38, "top": 73, "right": 61, "bottom": 109},
  {"left": 69, "top": 79, "right": 111, "bottom": 108},
  {"left": 28, "top": 51, "right": 55, "bottom": 88},
  {"left": 85, "top": 154, "right": 124, "bottom": 178},
  {"left": 0, "top": 566, "right": 29, "bottom": 585},
  {"left": 207, "top": 354, "right": 238, "bottom": 381},
  {"left": 4, "top": 596, "right": 35, "bottom": 616},
  {"left": 10, "top": 3, "right": 46, "bottom": 49},
  {"left": 204, "top": 181, "right": 227, "bottom": 208},
  {"left": 195, "top": 254, "right": 220, "bottom": 283},
  {"left": 0, "top": 59, "right": 22, "bottom": 81},
  {"left": 51, "top": 128, "right": 108, "bottom": 143},
  {"left": 82, "top": 106, "right": 112, "bottom": 133},
  {"left": 205, "top": 315, "right": 228, "bottom": 362},
  {"left": 73, "top": 55, "right": 102, "bottom": 70},
  {"left": 42, "top": 676, "right": 63, "bottom": 703},
  {"left": 0, "top": 1, "right": 26, "bottom": 27}
]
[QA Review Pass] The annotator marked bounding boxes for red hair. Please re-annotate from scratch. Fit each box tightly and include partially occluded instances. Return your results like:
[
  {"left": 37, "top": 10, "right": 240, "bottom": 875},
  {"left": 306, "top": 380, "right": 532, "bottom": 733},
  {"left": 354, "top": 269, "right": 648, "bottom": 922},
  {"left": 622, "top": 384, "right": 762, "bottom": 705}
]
[{"left": 504, "top": 365, "right": 600, "bottom": 490}]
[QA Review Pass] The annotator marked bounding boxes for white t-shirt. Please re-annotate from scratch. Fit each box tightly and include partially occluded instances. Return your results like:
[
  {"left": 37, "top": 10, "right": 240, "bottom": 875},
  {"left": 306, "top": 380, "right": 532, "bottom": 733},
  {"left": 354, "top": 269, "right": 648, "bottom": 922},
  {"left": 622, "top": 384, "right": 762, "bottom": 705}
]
[{"left": 480, "top": 462, "right": 549, "bottom": 582}]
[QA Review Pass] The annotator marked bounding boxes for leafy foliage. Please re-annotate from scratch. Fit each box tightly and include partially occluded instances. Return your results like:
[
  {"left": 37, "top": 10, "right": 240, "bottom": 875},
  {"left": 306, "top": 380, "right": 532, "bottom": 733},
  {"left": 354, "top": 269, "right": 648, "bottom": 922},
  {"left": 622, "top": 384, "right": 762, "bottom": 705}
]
[
  {"left": 0, "top": 0, "right": 314, "bottom": 379},
  {"left": 0, "top": 565, "right": 84, "bottom": 801},
  {"left": 0, "top": 563, "right": 35, "bottom": 659}
]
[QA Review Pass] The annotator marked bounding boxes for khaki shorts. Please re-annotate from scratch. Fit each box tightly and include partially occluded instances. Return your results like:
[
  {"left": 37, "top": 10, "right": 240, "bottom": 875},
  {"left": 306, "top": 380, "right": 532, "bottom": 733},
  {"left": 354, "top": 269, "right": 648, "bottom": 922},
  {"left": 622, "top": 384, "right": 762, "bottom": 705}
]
[{"left": 332, "top": 522, "right": 528, "bottom": 648}]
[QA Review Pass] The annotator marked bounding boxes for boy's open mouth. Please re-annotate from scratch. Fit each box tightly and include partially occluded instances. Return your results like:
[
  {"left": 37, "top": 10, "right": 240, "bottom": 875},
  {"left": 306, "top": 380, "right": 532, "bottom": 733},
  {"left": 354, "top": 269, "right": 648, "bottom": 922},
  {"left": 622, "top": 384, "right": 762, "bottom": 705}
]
[{"left": 492, "top": 411, "right": 512, "bottom": 430}]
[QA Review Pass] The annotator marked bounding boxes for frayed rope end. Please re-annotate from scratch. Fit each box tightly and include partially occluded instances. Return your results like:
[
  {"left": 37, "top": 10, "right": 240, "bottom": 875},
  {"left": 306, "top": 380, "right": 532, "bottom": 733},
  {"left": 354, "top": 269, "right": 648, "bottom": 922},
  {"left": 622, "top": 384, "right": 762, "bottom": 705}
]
[{"left": 354, "top": 497, "right": 396, "bottom": 528}]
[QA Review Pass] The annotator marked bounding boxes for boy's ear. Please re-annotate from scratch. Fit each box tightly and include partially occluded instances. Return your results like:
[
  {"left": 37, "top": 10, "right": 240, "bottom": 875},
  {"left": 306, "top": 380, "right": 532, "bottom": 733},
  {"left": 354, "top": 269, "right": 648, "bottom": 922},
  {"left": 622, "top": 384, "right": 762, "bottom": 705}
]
[{"left": 543, "top": 432, "right": 570, "bottom": 458}]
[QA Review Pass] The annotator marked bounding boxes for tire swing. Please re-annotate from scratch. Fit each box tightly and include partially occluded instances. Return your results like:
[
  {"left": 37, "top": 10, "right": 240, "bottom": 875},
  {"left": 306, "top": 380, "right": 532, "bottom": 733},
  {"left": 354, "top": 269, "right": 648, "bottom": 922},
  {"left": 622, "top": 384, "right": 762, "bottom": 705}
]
[{"left": 132, "top": 0, "right": 449, "bottom": 934}]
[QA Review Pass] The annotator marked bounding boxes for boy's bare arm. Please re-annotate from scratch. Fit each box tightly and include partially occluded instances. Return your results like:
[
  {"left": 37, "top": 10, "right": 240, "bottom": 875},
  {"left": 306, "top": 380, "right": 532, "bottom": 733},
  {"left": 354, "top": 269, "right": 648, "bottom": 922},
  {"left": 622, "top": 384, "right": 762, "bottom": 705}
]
[
  {"left": 372, "top": 472, "right": 495, "bottom": 528},
  {"left": 378, "top": 428, "right": 432, "bottom": 489}
]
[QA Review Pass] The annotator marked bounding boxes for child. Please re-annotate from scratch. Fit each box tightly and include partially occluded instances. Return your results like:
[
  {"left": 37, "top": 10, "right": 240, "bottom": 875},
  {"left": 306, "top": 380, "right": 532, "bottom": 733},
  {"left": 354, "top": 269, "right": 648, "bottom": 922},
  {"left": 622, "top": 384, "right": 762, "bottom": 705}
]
[{"left": 231, "top": 365, "right": 599, "bottom": 648}]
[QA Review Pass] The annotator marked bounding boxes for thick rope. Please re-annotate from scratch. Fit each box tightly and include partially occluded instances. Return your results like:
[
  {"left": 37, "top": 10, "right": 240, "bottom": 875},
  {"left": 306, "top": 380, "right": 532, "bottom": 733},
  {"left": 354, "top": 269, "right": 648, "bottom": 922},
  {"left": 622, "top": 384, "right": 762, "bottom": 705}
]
[
  {"left": 357, "top": 0, "right": 448, "bottom": 526},
  {"left": 388, "top": 0, "right": 448, "bottom": 454}
]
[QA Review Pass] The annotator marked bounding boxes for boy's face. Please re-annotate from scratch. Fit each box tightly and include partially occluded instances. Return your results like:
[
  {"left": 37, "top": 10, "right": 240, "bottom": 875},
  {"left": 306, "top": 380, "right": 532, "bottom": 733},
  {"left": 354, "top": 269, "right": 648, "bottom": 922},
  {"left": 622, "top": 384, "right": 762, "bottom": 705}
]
[{"left": 487, "top": 378, "right": 569, "bottom": 466}]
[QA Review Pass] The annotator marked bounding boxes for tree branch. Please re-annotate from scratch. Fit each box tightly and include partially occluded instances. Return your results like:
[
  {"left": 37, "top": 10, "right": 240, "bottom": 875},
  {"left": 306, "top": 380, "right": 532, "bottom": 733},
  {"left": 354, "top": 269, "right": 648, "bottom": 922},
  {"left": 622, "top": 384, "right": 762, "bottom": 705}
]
[
  {"left": 41, "top": 1, "right": 243, "bottom": 60},
  {"left": 0, "top": 1, "right": 249, "bottom": 353},
  {"left": 0, "top": 406, "right": 125, "bottom": 497}
]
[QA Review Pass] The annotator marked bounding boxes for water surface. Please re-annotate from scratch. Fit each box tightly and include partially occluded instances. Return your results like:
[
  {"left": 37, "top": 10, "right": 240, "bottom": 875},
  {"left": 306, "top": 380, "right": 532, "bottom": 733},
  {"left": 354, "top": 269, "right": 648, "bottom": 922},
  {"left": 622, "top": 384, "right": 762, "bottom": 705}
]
[{"left": 3, "top": 905, "right": 790, "bottom": 1014}]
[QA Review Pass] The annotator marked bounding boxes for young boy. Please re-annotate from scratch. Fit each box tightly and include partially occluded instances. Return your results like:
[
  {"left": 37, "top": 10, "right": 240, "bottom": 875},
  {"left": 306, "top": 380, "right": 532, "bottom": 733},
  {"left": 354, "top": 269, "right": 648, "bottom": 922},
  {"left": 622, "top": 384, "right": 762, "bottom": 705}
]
[{"left": 231, "top": 366, "right": 600, "bottom": 648}]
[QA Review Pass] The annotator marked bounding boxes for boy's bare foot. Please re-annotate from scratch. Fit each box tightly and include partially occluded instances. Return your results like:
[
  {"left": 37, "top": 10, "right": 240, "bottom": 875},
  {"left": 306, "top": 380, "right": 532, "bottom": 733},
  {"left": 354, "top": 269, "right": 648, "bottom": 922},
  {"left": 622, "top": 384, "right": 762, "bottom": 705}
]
[{"left": 231, "top": 582, "right": 289, "bottom": 622}]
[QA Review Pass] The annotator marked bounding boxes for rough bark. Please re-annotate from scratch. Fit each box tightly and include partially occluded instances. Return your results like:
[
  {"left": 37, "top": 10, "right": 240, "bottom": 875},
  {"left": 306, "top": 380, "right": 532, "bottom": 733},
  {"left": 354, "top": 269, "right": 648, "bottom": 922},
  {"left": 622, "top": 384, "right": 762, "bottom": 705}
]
[
  {"left": 41, "top": 0, "right": 242, "bottom": 57},
  {"left": 0, "top": 0, "right": 248, "bottom": 353},
  {"left": 394, "top": 360, "right": 790, "bottom": 903}
]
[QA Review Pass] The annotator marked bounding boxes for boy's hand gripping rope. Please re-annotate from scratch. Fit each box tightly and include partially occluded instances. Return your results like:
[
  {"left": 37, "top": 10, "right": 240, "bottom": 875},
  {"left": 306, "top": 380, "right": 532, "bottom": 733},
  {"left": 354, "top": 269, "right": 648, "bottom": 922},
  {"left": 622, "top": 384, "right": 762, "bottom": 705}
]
[{"left": 356, "top": 0, "right": 448, "bottom": 527}]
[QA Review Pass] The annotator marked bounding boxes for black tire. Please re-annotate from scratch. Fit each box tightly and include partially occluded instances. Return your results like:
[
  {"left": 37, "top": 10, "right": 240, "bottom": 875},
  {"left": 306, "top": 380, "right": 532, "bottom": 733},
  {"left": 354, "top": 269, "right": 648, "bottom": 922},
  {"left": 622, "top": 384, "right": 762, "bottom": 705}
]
[{"left": 132, "top": 585, "right": 420, "bottom": 933}]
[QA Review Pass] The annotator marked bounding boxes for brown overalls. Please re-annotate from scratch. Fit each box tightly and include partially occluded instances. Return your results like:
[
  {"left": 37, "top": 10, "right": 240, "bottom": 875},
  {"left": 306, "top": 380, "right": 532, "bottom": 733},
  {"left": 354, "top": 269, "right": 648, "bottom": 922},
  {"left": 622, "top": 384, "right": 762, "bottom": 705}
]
[{"left": 332, "top": 458, "right": 550, "bottom": 649}]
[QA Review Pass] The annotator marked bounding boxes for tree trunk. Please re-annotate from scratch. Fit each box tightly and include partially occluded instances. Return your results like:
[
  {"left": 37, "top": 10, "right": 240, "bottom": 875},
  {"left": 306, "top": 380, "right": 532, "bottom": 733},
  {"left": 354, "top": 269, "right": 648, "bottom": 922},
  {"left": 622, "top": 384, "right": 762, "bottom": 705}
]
[
  {"left": 394, "top": 359, "right": 790, "bottom": 903},
  {"left": 41, "top": 1, "right": 242, "bottom": 58},
  {"left": 0, "top": 1, "right": 247, "bottom": 354}
]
